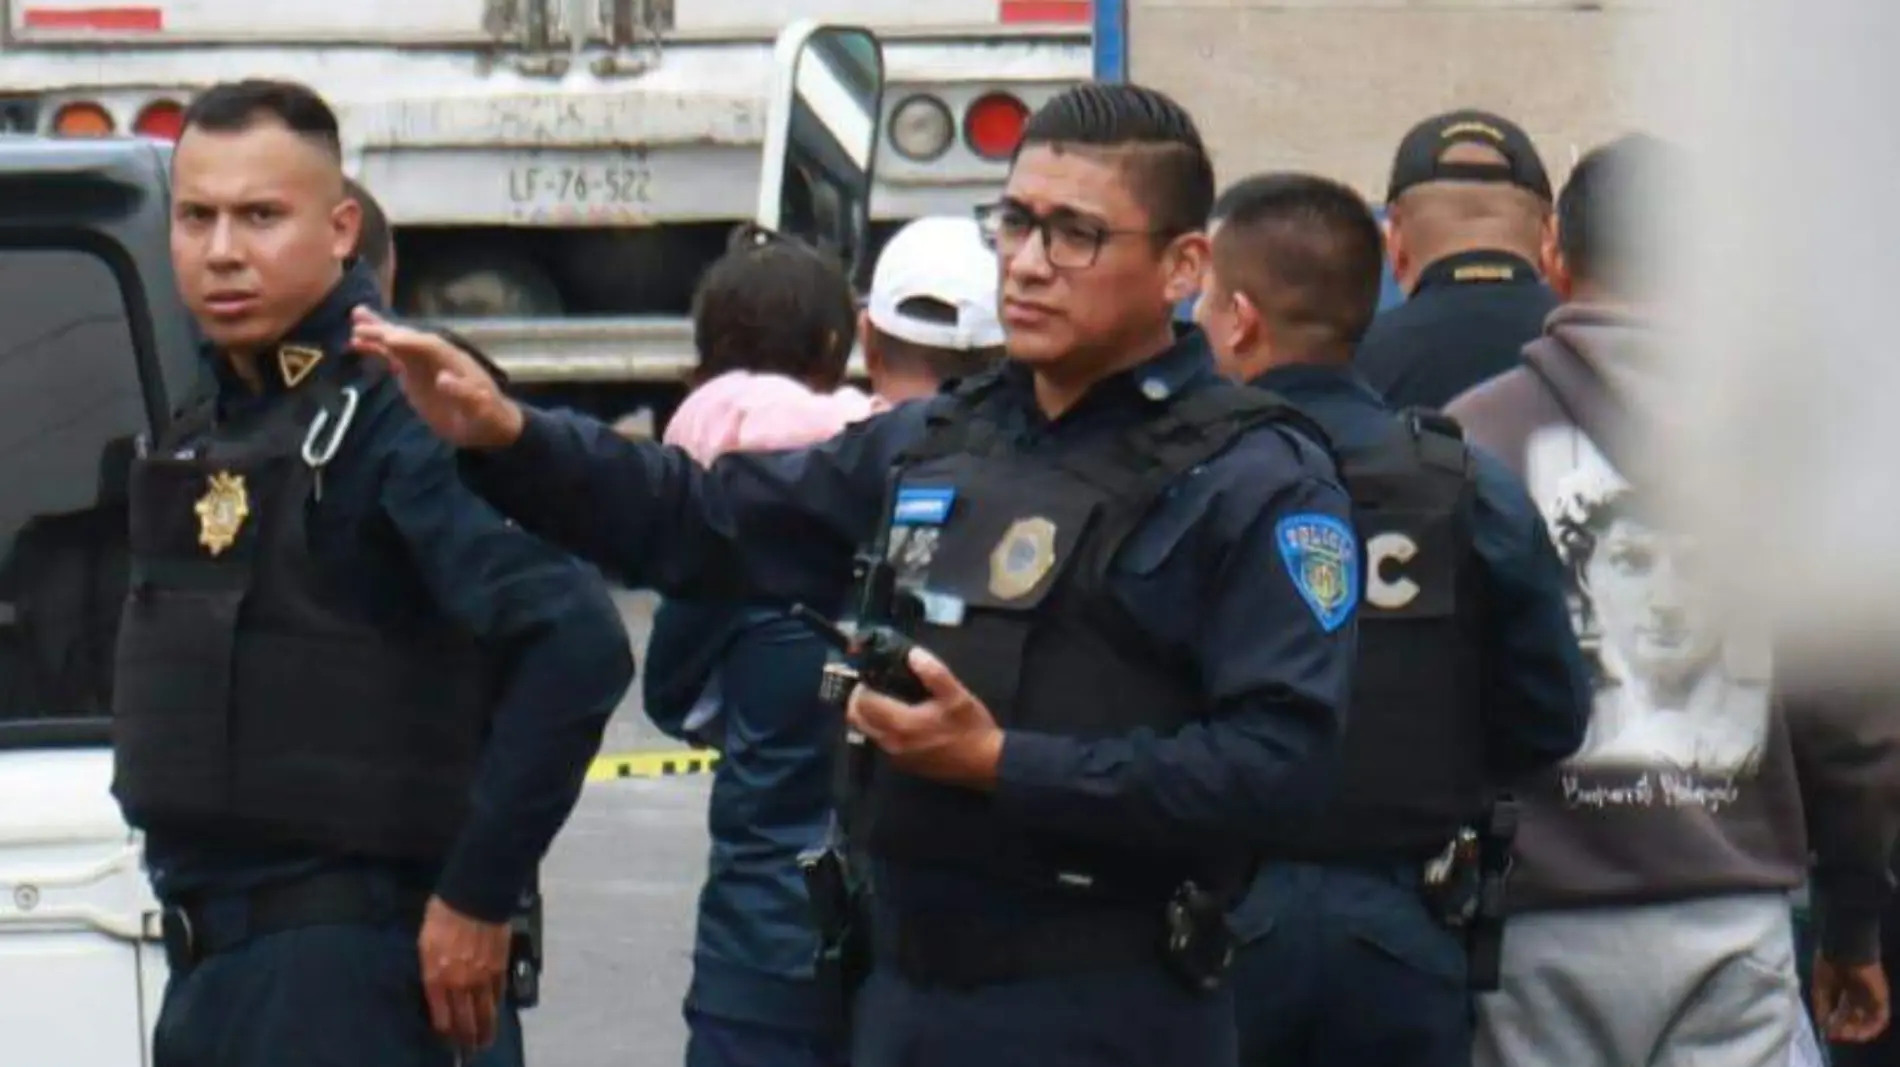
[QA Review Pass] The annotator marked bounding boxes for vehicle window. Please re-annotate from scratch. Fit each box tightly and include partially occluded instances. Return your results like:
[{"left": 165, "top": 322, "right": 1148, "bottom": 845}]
[{"left": 0, "top": 246, "right": 146, "bottom": 741}]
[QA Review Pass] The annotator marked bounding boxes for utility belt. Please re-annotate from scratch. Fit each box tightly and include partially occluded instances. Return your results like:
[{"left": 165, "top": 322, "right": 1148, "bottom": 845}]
[
  {"left": 884, "top": 883, "right": 1236, "bottom": 994},
  {"left": 806, "top": 850, "right": 1241, "bottom": 997},
  {"left": 160, "top": 866, "right": 546, "bottom": 1008},
  {"left": 160, "top": 867, "right": 430, "bottom": 973}
]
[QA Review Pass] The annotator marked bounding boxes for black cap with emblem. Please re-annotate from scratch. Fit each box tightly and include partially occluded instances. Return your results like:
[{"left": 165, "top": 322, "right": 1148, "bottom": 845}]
[{"left": 1385, "top": 109, "right": 1552, "bottom": 205}]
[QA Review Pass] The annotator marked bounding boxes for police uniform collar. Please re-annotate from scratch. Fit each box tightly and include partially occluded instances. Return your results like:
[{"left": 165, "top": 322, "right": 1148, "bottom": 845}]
[
  {"left": 996, "top": 323, "right": 1213, "bottom": 412},
  {"left": 207, "top": 263, "right": 383, "bottom": 401},
  {"left": 1414, "top": 250, "right": 1538, "bottom": 294},
  {"left": 1249, "top": 363, "right": 1382, "bottom": 405}
]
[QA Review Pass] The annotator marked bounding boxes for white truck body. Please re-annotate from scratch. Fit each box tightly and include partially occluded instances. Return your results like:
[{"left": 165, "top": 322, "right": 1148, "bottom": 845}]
[
  {"left": 0, "top": 750, "right": 164, "bottom": 1067},
  {"left": 0, "top": 0, "right": 1087, "bottom": 394}
]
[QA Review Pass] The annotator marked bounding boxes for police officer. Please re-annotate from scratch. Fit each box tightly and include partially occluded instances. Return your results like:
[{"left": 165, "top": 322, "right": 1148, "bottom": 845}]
[
  {"left": 1354, "top": 110, "right": 1559, "bottom": 409},
  {"left": 1193, "top": 171, "right": 1590, "bottom": 1066},
  {"left": 360, "top": 83, "right": 1361, "bottom": 1067},
  {"left": 118, "top": 79, "right": 635, "bottom": 1067}
]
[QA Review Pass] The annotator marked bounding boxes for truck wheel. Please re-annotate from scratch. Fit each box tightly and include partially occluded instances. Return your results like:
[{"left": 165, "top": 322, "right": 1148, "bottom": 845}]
[{"left": 399, "top": 252, "right": 565, "bottom": 319}]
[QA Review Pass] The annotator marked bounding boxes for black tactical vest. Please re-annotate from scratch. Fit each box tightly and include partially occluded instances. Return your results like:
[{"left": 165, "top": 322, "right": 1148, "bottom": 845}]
[
  {"left": 110, "top": 357, "right": 492, "bottom": 860},
  {"left": 1277, "top": 410, "right": 1487, "bottom": 861},
  {"left": 861, "top": 374, "right": 1334, "bottom": 904}
]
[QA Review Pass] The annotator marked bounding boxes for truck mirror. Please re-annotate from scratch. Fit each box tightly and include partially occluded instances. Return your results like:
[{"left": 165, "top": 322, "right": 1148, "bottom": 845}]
[{"left": 755, "top": 21, "right": 885, "bottom": 289}]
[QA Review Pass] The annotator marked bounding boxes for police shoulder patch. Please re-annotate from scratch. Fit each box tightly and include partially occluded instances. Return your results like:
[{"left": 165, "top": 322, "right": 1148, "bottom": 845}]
[{"left": 1274, "top": 513, "right": 1359, "bottom": 634}]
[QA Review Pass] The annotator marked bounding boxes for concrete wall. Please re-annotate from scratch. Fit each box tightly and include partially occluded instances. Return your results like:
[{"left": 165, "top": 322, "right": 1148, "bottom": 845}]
[{"left": 1125, "top": 0, "right": 1659, "bottom": 199}]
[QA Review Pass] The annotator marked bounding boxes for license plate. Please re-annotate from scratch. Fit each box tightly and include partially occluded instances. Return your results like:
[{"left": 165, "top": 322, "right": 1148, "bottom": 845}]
[{"left": 504, "top": 154, "right": 654, "bottom": 221}]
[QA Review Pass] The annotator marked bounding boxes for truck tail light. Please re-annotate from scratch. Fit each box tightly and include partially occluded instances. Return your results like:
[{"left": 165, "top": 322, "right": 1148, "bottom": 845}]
[
  {"left": 888, "top": 94, "right": 955, "bottom": 162},
  {"left": 964, "top": 93, "right": 1029, "bottom": 161},
  {"left": 52, "top": 101, "right": 113, "bottom": 137},
  {"left": 134, "top": 99, "right": 185, "bottom": 141}
]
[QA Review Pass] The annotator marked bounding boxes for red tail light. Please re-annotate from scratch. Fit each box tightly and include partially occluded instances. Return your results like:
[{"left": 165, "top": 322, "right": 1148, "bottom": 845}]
[
  {"left": 964, "top": 93, "right": 1029, "bottom": 161},
  {"left": 133, "top": 99, "right": 185, "bottom": 141}
]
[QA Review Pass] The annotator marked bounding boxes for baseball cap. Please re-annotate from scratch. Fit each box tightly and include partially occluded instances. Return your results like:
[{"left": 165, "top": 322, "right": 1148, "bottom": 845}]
[
  {"left": 868, "top": 216, "right": 1004, "bottom": 350},
  {"left": 1386, "top": 109, "right": 1553, "bottom": 204}
]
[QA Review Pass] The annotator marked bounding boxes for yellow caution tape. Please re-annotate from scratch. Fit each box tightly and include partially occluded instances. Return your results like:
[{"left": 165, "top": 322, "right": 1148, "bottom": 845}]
[{"left": 586, "top": 748, "right": 720, "bottom": 782}]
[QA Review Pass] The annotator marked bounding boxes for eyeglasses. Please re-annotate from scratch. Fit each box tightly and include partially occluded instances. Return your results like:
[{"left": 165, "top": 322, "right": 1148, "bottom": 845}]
[{"left": 974, "top": 201, "right": 1167, "bottom": 269}]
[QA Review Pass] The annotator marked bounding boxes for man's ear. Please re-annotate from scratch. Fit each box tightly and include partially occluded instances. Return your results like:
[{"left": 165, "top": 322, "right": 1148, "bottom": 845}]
[
  {"left": 1232, "top": 289, "right": 1264, "bottom": 356},
  {"left": 1543, "top": 226, "right": 1574, "bottom": 300},
  {"left": 858, "top": 309, "right": 885, "bottom": 379},
  {"left": 1163, "top": 231, "right": 1211, "bottom": 308},
  {"left": 330, "top": 195, "right": 363, "bottom": 264},
  {"left": 1383, "top": 208, "right": 1413, "bottom": 294}
]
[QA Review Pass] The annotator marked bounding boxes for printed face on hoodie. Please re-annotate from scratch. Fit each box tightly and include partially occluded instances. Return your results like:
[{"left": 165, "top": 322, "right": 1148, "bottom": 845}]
[{"left": 1582, "top": 514, "right": 1723, "bottom": 696}]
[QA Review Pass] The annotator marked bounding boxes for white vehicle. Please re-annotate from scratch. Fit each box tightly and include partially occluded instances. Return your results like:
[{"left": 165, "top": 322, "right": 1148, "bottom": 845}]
[
  {"left": 0, "top": 0, "right": 1086, "bottom": 423},
  {"left": 0, "top": 21, "right": 887, "bottom": 1064}
]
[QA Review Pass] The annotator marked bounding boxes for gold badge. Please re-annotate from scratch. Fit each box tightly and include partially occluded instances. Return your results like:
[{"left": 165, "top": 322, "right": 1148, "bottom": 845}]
[
  {"left": 276, "top": 344, "right": 324, "bottom": 388},
  {"left": 194, "top": 471, "right": 251, "bottom": 557},
  {"left": 988, "top": 516, "right": 1057, "bottom": 601}
]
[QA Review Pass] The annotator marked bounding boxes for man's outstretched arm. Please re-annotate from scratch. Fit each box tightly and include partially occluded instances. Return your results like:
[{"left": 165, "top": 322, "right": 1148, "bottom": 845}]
[{"left": 353, "top": 308, "right": 931, "bottom": 607}]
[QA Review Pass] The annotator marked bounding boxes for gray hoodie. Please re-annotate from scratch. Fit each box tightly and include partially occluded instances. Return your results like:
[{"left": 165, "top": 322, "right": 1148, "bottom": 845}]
[{"left": 1447, "top": 303, "right": 1898, "bottom": 962}]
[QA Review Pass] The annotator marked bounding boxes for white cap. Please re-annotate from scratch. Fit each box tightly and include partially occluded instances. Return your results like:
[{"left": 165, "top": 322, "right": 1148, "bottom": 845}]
[{"left": 867, "top": 216, "right": 1004, "bottom": 351}]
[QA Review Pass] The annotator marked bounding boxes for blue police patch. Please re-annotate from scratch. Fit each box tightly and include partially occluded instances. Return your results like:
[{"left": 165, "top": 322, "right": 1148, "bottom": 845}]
[
  {"left": 893, "top": 486, "right": 955, "bottom": 526},
  {"left": 1275, "top": 513, "right": 1359, "bottom": 633}
]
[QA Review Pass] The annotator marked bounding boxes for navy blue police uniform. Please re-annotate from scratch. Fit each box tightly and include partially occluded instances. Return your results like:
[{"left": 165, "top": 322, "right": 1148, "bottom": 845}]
[
  {"left": 1226, "top": 363, "right": 1589, "bottom": 1067},
  {"left": 454, "top": 329, "right": 1360, "bottom": 1067},
  {"left": 643, "top": 599, "right": 850, "bottom": 1067},
  {"left": 1353, "top": 252, "right": 1558, "bottom": 411},
  {"left": 115, "top": 265, "right": 635, "bottom": 1067}
]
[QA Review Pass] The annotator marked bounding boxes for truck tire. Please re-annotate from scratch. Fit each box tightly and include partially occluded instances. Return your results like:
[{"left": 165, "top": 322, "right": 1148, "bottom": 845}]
[{"left": 399, "top": 251, "right": 565, "bottom": 319}]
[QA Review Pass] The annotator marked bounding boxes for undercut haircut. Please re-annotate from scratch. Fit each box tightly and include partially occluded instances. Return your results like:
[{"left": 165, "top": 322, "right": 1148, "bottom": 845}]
[
  {"left": 1557, "top": 133, "right": 1675, "bottom": 300},
  {"left": 1016, "top": 83, "right": 1214, "bottom": 240},
  {"left": 1210, "top": 172, "right": 1386, "bottom": 358},
  {"left": 345, "top": 178, "right": 393, "bottom": 276},
  {"left": 180, "top": 79, "right": 344, "bottom": 163},
  {"left": 870, "top": 295, "right": 1005, "bottom": 385}
]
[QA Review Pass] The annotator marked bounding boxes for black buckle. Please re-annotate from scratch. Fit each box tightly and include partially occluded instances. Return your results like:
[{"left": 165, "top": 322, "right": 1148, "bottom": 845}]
[{"left": 160, "top": 906, "right": 197, "bottom": 970}]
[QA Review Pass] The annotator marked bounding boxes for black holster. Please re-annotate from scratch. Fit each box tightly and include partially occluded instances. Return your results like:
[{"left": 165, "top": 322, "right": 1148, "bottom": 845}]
[
  {"left": 508, "top": 885, "right": 545, "bottom": 1008},
  {"left": 1463, "top": 796, "right": 1520, "bottom": 992},
  {"left": 800, "top": 841, "right": 872, "bottom": 1035},
  {"left": 1161, "top": 879, "right": 1239, "bottom": 994}
]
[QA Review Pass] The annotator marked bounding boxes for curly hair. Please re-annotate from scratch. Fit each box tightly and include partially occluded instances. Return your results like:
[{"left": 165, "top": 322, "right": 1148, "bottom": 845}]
[{"left": 690, "top": 227, "right": 856, "bottom": 391}]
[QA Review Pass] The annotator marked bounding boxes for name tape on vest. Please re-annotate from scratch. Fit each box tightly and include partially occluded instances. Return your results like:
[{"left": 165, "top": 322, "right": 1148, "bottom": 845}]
[{"left": 893, "top": 486, "right": 956, "bottom": 526}]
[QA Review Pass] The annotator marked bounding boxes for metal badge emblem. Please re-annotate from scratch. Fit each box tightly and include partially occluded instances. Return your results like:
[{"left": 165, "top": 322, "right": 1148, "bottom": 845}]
[
  {"left": 988, "top": 516, "right": 1057, "bottom": 601},
  {"left": 194, "top": 471, "right": 251, "bottom": 557},
  {"left": 276, "top": 344, "right": 324, "bottom": 388}
]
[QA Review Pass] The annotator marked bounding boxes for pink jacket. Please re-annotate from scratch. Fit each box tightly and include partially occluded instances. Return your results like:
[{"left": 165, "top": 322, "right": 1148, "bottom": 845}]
[{"left": 662, "top": 369, "right": 888, "bottom": 462}]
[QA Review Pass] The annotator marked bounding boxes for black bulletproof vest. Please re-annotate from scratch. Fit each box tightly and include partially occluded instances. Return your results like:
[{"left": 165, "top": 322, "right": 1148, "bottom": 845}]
[
  {"left": 110, "top": 359, "right": 491, "bottom": 860},
  {"left": 862, "top": 375, "right": 1333, "bottom": 904},
  {"left": 1276, "top": 410, "right": 1487, "bottom": 861}
]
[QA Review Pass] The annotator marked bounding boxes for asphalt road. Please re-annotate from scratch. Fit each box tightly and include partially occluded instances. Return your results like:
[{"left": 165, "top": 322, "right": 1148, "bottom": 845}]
[{"left": 520, "top": 590, "right": 712, "bottom": 1067}]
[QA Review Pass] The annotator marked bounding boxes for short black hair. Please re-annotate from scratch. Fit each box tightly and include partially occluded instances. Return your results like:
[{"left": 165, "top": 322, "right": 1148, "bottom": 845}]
[
  {"left": 1209, "top": 172, "right": 1386, "bottom": 355},
  {"left": 1015, "top": 83, "right": 1214, "bottom": 239},
  {"left": 692, "top": 228, "right": 857, "bottom": 390},
  {"left": 345, "top": 178, "right": 393, "bottom": 275},
  {"left": 869, "top": 296, "right": 1005, "bottom": 385},
  {"left": 1558, "top": 133, "right": 1674, "bottom": 299},
  {"left": 180, "top": 79, "right": 343, "bottom": 161}
]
